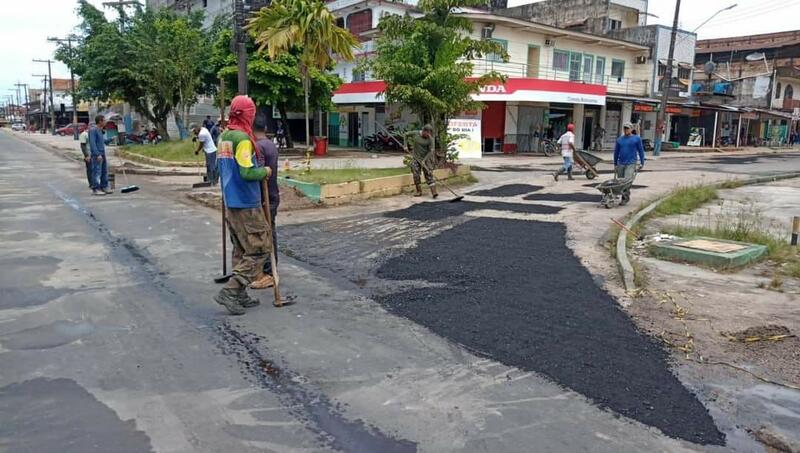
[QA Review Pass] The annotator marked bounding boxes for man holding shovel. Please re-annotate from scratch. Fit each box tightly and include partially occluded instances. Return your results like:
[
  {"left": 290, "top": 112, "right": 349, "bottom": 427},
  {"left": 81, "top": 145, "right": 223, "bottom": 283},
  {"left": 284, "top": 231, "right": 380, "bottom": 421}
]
[
  {"left": 405, "top": 124, "right": 438, "bottom": 199},
  {"left": 214, "top": 95, "right": 273, "bottom": 315}
]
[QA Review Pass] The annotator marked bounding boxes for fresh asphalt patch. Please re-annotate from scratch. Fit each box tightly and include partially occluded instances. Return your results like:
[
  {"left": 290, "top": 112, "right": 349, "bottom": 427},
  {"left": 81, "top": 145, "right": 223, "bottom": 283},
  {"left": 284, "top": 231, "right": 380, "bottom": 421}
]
[
  {"left": 523, "top": 192, "right": 602, "bottom": 203},
  {"left": 468, "top": 184, "right": 543, "bottom": 197},
  {"left": 384, "top": 200, "right": 562, "bottom": 221},
  {"left": 374, "top": 216, "right": 724, "bottom": 446},
  {"left": 584, "top": 183, "right": 648, "bottom": 189}
]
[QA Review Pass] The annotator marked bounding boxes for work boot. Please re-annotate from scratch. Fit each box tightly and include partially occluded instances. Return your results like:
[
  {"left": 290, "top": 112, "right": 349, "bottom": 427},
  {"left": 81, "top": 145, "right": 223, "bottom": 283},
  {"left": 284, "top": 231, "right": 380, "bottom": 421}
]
[
  {"left": 250, "top": 274, "right": 274, "bottom": 289},
  {"left": 413, "top": 183, "right": 423, "bottom": 197},
  {"left": 92, "top": 189, "right": 106, "bottom": 196},
  {"left": 102, "top": 188, "right": 114, "bottom": 194},
  {"left": 240, "top": 291, "right": 261, "bottom": 308},
  {"left": 553, "top": 170, "right": 562, "bottom": 181},
  {"left": 430, "top": 186, "right": 438, "bottom": 199},
  {"left": 214, "top": 287, "right": 246, "bottom": 315},
  {"left": 567, "top": 169, "right": 574, "bottom": 180}
]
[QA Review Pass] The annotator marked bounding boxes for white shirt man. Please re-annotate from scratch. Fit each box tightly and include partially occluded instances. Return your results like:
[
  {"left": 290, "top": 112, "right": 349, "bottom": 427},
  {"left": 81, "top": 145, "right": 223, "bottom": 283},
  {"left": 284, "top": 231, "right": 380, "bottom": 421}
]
[
  {"left": 193, "top": 125, "right": 219, "bottom": 185},
  {"left": 554, "top": 124, "right": 576, "bottom": 181}
]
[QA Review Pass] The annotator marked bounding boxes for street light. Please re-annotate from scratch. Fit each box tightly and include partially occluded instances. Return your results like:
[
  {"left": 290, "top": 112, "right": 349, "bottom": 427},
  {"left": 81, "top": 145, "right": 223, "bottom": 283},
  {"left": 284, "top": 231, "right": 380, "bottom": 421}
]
[{"left": 691, "top": 4, "right": 737, "bottom": 33}]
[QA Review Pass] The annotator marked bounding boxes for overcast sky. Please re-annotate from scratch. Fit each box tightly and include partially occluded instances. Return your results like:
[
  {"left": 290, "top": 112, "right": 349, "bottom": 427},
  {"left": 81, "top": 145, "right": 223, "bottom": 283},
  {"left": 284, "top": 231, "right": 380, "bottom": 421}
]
[{"left": 1, "top": 0, "right": 798, "bottom": 102}]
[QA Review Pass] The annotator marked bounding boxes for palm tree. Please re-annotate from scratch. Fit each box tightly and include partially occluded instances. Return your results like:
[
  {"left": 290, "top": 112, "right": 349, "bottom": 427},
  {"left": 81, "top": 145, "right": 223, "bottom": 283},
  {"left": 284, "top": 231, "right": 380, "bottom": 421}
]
[{"left": 247, "top": 0, "right": 358, "bottom": 148}]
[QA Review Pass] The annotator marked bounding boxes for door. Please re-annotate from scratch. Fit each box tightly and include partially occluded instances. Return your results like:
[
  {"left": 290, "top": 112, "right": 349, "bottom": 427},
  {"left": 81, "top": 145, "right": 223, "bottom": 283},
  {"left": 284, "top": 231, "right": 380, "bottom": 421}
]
[
  {"left": 569, "top": 53, "right": 582, "bottom": 81},
  {"left": 595, "top": 57, "right": 606, "bottom": 85},
  {"left": 347, "top": 112, "right": 359, "bottom": 147},
  {"left": 583, "top": 115, "right": 593, "bottom": 150},
  {"left": 526, "top": 46, "right": 540, "bottom": 78},
  {"left": 583, "top": 54, "right": 594, "bottom": 83}
]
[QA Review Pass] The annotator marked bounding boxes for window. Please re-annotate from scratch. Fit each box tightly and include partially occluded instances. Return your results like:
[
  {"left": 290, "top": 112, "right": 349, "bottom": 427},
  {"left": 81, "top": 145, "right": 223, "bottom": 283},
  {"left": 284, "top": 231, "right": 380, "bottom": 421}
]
[
  {"left": 786, "top": 85, "right": 794, "bottom": 100},
  {"left": 203, "top": 0, "right": 208, "bottom": 6},
  {"left": 553, "top": 50, "right": 569, "bottom": 72},
  {"left": 352, "top": 69, "right": 366, "bottom": 82},
  {"left": 336, "top": 17, "right": 345, "bottom": 28},
  {"left": 486, "top": 39, "right": 508, "bottom": 62},
  {"left": 595, "top": 57, "right": 605, "bottom": 84},
  {"left": 569, "top": 52, "right": 582, "bottom": 81},
  {"left": 677, "top": 66, "right": 691, "bottom": 80},
  {"left": 776, "top": 82, "right": 782, "bottom": 99},
  {"left": 611, "top": 59, "right": 625, "bottom": 80},
  {"left": 609, "top": 19, "right": 622, "bottom": 30}
]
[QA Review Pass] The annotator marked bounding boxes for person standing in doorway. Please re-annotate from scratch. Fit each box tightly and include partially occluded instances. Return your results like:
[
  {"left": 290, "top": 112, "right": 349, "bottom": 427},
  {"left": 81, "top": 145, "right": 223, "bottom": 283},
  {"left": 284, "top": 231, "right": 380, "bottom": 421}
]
[
  {"left": 613, "top": 122, "right": 646, "bottom": 205},
  {"left": 192, "top": 123, "right": 219, "bottom": 185},
  {"left": 251, "top": 123, "right": 280, "bottom": 290},
  {"left": 214, "top": 95, "right": 272, "bottom": 315},
  {"left": 653, "top": 121, "right": 665, "bottom": 158},
  {"left": 79, "top": 128, "right": 93, "bottom": 188},
  {"left": 89, "top": 115, "right": 112, "bottom": 196},
  {"left": 405, "top": 124, "right": 438, "bottom": 198},
  {"left": 553, "top": 123, "right": 576, "bottom": 181}
]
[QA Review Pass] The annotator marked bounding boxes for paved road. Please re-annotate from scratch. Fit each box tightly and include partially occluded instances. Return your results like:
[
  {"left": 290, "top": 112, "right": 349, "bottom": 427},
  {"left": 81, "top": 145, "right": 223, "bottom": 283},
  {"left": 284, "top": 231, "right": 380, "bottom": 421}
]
[{"left": 2, "top": 131, "right": 796, "bottom": 452}]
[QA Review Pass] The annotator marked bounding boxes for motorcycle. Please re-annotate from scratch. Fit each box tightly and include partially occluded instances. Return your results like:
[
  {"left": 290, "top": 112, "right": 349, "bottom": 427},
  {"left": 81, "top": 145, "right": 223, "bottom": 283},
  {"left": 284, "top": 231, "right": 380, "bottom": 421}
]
[
  {"left": 642, "top": 138, "right": 654, "bottom": 151},
  {"left": 364, "top": 130, "right": 403, "bottom": 152},
  {"left": 144, "top": 129, "right": 162, "bottom": 145}
]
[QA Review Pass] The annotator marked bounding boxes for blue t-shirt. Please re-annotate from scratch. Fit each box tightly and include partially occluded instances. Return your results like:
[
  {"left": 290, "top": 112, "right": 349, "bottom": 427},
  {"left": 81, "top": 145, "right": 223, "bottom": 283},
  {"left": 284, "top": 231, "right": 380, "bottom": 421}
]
[
  {"left": 217, "top": 130, "right": 261, "bottom": 209},
  {"left": 614, "top": 134, "right": 645, "bottom": 166}
]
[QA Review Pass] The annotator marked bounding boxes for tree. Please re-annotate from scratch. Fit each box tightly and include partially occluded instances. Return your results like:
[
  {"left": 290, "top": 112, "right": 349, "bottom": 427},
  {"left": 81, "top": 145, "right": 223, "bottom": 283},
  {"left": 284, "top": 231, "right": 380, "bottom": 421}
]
[
  {"left": 247, "top": 0, "right": 359, "bottom": 148},
  {"left": 208, "top": 20, "right": 342, "bottom": 149},
  {"left": 57, "top": 1, "right": 206, "bottom": 139},
  {"left": 365, "top": 0, "right": 507, "bottom": 160}
]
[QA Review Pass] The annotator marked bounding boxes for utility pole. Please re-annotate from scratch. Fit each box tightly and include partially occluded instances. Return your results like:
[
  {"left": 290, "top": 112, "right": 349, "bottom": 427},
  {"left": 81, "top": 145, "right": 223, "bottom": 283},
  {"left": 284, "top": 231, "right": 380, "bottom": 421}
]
[
  {"left": 33, "top": 74, "right": 48, "bottom": 132},
  {"left": 49, "top": 36, "right": 81, "bottom": 140},
  {"left": 656, "top": 0, "right": 681, "bottom": 144},
  {"left": 33, "top": 59, "right": 57, "bottom": 134},
  {"left": 14, "top": 83, "right": 29, "bottom": 125},
  {"left": 233, "top": 0, "right": 248, "bottom": 95}
]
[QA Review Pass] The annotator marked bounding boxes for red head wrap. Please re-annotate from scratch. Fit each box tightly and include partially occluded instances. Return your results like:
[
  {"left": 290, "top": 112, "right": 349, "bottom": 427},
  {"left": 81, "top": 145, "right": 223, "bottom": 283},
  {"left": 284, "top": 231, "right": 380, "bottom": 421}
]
[{"left": 227, "top": 95, "right": 260, "bottom": 159}]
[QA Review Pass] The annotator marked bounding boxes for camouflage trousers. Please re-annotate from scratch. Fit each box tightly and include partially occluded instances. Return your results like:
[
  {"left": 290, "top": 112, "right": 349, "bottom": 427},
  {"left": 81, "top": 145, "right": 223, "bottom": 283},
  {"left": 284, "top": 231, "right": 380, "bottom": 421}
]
[
  {"left": 226, "top": 207, "right": 272, "bottom": 288},
  {"left": 410, "top": 158, "right": 435, "bottom": 187}
]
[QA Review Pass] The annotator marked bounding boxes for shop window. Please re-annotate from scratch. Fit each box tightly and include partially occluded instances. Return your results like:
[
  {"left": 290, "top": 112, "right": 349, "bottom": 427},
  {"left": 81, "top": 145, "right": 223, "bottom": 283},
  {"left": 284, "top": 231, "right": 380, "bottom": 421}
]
[
  {"left": 554, "top": 50, "right": 569, "bottom": 72},
  {"left": 611, "top": 59, "right": 625, "bottom": 80},
  {"left": 486, "top": 39, "right": 508, "bottom": 62},
  {"left": 776, "top": 82, "right": 781, "bottom": 98}
]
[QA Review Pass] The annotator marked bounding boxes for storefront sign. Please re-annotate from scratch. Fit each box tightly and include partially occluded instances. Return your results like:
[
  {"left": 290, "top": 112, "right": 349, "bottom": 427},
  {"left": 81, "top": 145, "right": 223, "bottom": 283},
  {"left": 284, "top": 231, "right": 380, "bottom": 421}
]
[
  {"left": 633, "top": 103, "right": 657, "bottom": 112},
  {"left": 665, "top": 106, "right": 682, "bottom": 114},
  {"left": 447, "top": 118, "right": 482, "bottom": 159}
]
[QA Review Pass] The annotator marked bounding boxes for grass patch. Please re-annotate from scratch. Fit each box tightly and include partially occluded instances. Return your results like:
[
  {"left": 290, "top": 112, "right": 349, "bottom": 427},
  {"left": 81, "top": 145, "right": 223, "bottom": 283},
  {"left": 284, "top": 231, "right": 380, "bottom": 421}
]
[
  {"left": 650, "top": 185, "right": 718, "bottom": 218},
  {"left": 718, "top": 179, "right": 746, "bottom": 189},
  {"left": 282, "top": 167, "right": 410, "bottom": 184},
  {"left": 123, "top": 140, "right": 196, "bottom": 162}
]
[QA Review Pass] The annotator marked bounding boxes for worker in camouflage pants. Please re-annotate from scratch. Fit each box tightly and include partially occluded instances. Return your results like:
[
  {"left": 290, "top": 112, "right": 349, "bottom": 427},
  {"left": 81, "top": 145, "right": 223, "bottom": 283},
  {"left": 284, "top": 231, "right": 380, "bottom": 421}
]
[{"left": 405, "top": 124, "right": 438, "bottom": 199}]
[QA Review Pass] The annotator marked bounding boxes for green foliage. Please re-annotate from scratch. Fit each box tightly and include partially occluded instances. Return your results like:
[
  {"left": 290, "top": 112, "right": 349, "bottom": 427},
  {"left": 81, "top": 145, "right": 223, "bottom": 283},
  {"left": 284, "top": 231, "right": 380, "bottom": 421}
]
[
  {"left": 122, "top": 140, "right": 196, "bottom": 162},
  {"left": 650, "top": 185, "right": 719, "bottom": 218},
  {"left": 58, "top": 1, "right": 207, "bottom": 139},
  {"left": 246, "top": 0, "right": 359, "bottom": 146},
  {"left": 365, "top": 0, "right": 507, "bottom": 158}
]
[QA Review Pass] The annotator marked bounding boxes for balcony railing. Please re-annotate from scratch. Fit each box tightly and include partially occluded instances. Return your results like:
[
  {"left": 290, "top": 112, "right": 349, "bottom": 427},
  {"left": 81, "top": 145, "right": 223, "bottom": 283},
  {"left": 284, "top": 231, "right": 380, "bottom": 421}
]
[{"left": 471, "top": 60, "right": 649, "bottom": 97}]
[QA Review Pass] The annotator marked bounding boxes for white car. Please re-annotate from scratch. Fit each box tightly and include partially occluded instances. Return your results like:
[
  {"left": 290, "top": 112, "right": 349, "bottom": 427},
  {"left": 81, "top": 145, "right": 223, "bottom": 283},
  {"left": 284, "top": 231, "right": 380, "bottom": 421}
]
[{"left": 11, "top": 123, "right": 26, "bottom": 131}]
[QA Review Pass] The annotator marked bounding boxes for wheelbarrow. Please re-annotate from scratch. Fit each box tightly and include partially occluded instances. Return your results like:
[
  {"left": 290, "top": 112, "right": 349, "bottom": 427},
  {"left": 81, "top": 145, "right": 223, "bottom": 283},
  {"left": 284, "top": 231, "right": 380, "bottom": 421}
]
[{"left": 574, "top": 150, "right": 603, "bottom": 180}]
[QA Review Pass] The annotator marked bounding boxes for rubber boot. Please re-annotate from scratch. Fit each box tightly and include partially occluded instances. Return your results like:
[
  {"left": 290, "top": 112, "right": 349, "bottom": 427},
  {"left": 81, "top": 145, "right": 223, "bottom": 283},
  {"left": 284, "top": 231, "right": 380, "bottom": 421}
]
[
  {"left": 553, "top": 169, "right": 563, "bottom": 181},
  {"left": 240, "top": 291, "right": 261, "bottom": 308},
  {"left": 567, "top": 168, "right": 574, "bottom": 180},
  {"left": 414, "top": 183, "right": 423, "bottom": 197},
  {"left": 430, "top": 186, "right": 439, "bottom": 199}
]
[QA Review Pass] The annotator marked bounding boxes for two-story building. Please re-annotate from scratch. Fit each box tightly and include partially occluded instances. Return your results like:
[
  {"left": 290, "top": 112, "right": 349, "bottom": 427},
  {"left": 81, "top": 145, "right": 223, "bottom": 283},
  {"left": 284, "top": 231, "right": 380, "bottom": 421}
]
[
  {"left": 330, "top": 4, "right": 651, "bottom": 153},
  {"left": 694, "top": 30, "right": 800, "bottom": 146}
]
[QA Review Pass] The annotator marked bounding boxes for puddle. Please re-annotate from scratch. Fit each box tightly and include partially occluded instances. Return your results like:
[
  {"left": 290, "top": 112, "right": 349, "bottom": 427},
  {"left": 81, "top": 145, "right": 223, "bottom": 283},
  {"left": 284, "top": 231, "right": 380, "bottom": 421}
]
[{"left": 0, "top": 320, "right": 95, "bottom": 350}]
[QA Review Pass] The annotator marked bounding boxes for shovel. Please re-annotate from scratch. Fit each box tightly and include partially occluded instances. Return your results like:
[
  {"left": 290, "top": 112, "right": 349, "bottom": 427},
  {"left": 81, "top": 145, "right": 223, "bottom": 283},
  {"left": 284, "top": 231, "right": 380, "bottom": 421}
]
[
  {"left": 192, "top": 152, "right": 212, "bottom": 189},
  {"left": 214, "top": 197, "right": 233, "bottom": 284}
]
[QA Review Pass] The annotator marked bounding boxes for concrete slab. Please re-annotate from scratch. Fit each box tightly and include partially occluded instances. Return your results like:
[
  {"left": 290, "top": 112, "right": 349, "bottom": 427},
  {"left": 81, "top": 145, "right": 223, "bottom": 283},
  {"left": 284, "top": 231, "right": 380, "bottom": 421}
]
[{"left": 651, "top": 236, "right": 767, "bottom": 268}]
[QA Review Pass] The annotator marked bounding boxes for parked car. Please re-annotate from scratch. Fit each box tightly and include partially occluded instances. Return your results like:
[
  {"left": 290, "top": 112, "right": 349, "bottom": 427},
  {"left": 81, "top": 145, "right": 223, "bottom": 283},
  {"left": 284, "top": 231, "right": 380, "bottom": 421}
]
[
  {"left": 11, "top": 123, "right": 26, "bottom": 131},
  {"left": 56, "top": 123, "right": 88, "bottom": 136}
]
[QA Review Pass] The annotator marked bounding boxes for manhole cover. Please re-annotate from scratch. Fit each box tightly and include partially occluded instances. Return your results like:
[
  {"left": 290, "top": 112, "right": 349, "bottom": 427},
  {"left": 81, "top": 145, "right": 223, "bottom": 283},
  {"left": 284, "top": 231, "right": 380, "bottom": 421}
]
[{"left": 675, "top": 239, "right": 748, "bottom": 254}]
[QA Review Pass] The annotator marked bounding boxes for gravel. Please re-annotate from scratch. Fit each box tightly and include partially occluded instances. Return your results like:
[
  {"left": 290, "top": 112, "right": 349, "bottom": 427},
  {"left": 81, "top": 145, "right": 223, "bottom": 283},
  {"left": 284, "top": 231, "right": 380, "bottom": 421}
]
[{"left": 375, "top": 217, "right": 725, "bottom": 445}]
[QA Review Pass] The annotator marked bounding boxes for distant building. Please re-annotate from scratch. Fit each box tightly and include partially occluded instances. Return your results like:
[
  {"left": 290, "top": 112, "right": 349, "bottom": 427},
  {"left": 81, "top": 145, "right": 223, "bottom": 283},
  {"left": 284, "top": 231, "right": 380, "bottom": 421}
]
[
  {"left": 494, "top": 0, "right": 649, "bottom": 36},
  {"left": 694, "top": 30, "right": 799, "bottom": 146}
]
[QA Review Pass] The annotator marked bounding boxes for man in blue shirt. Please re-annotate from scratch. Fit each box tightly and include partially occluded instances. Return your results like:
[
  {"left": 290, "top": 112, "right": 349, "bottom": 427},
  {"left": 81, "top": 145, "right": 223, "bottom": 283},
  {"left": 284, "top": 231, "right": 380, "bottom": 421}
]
[
  {"left": 613, "top": 122, "right": 645, "bottom": 205},
  {"left": 89, "top": 115, "right": 112, "bottom": 196},
  {"left": 251, "top": 123, "right": 280, "bottom": 290}
]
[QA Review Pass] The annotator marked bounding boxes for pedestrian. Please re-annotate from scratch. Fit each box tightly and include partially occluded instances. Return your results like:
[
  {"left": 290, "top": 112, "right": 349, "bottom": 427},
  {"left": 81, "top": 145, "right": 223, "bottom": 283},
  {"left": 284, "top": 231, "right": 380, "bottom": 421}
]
[
  {"left": 202, "top": 115, "right": 215, "bottom": 131},
  {"left": 613, "top": 122, "right": 646, "bottom": 206},
  {"left": 191, "top": 123, "right": 219, "bottom": 185},
  {"left": 405, "top": 124, "right": 438, "bottom": 198},
  {"left": 211, "top": 119, "right": 227, "bottom": 146},
  {"left": 214, "top": 95, "right": 272, "bottom": 315},
  {"left": 79, "top": 127, "right": 93, "bottom": 188},
  {"left": 653, "top": 121, "right": 664, "bottom": 158},
  {"left": 89, "top": 115, "right": 112, "bottom": 196},
  {"left": 250, "top": 122, "right": 280, "bottom": 290},
  {"left": 553, "top": 123, "right": 576, "bottom": 181}
]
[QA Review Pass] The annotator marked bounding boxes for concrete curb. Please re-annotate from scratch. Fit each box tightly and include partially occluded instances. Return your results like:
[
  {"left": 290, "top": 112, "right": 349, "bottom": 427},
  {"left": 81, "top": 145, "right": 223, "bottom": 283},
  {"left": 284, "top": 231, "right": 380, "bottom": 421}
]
[{"left": 616, "top": 171, "right": 800, "bottom": 294}]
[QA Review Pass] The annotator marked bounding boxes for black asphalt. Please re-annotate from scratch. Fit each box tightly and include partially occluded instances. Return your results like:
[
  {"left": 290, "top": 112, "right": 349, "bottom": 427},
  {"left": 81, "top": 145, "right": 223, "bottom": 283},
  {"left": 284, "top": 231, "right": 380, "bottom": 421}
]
[
  {"left": 375, "top": 215, "right": 725, "bottom": 445},
  {"left": 468, "top": 184, "right": 543, "bottom": 197},
  {"left": 384, "top": 200, "right": 562, "bottom": 221},
  {"left": 523, "top": 193, "right": 602, "bottom": 202}
]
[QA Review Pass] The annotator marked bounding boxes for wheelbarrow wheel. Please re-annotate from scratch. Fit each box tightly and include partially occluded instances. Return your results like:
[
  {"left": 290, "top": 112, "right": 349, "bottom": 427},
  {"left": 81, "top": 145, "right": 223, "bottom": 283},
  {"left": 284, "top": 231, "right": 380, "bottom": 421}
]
[{"left": 586, "top": 169, "right": 597, "bottom": 180}]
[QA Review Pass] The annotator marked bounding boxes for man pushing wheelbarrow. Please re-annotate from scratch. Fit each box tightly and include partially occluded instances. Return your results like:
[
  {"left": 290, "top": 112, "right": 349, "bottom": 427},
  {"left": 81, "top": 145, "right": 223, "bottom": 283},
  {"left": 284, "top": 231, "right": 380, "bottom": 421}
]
[{"left": 597, "top": 122, "right": 645, "bottom": 208}]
